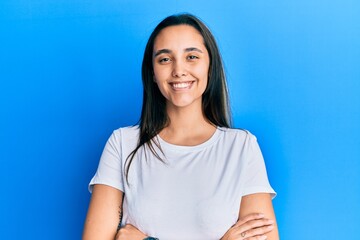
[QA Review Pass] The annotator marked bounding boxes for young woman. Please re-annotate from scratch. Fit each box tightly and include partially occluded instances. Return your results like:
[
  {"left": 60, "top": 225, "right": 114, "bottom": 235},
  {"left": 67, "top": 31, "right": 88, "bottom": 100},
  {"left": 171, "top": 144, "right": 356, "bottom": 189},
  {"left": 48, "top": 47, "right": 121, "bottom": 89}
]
[{"left": 83, "top": 14, "right": 279, "bottom": 240}]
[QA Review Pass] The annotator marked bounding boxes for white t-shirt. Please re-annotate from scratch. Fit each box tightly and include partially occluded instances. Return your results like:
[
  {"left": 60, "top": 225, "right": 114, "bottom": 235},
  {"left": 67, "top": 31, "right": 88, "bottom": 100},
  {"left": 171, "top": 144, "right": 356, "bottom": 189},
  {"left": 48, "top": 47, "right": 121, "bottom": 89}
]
[{"left": 89, "top": 126, "right": 275, "bottom": 240}]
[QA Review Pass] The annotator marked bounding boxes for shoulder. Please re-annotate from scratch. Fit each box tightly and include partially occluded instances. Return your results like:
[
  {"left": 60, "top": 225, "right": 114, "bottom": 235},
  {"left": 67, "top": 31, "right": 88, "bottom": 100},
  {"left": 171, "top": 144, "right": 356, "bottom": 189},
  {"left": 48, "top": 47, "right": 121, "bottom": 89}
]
[
  {"left": 217, "top": 127, "right": 257, "bottom": 142},
  {"left": 112, "top": 125, "right": 139, "bottom": 138},
  {"left": 215, "top": 127, "right": 260, "bottom": 154},
  {"left": 101, "top": 125, "right": 140, "bottom": 155},
  {"left": 105, "top": 125, "right": 139, "bottom": 149}
]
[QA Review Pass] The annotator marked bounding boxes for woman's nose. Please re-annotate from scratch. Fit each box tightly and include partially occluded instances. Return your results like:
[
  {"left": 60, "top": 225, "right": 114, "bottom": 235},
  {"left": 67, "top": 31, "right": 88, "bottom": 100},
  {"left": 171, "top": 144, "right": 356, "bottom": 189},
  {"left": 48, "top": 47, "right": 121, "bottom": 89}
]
[{"left": 172, "top": 60, "right": 188, "bottom": 77}]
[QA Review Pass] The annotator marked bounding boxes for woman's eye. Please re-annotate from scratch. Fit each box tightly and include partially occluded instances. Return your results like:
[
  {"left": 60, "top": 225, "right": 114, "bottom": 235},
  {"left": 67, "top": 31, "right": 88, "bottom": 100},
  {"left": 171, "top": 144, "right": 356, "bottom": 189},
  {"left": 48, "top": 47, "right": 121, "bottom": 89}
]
[
  {"left": 188, "top": 55, "right": 199, "bottom": 60},
  {"left": 159, "top": 57, "right": 171, "bottom": 63}
]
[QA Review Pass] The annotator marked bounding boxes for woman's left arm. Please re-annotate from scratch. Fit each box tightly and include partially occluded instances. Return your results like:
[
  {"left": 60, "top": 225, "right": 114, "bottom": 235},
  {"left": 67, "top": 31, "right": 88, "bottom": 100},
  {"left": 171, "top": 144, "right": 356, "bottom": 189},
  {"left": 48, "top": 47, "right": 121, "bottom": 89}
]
[
  {"left": 239, "top": 193, "right": 279, "bottom": 239},
  {"left": 221, "top": 193, "right": 279, "bottom": 240}
]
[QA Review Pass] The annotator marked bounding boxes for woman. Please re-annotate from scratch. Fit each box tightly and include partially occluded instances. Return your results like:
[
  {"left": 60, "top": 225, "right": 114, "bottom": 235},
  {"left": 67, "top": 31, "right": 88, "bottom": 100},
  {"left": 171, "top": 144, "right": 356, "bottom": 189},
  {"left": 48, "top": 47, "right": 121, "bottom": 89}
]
[{"left": 83, "top": 14, "right": 279, "bottom": 240}]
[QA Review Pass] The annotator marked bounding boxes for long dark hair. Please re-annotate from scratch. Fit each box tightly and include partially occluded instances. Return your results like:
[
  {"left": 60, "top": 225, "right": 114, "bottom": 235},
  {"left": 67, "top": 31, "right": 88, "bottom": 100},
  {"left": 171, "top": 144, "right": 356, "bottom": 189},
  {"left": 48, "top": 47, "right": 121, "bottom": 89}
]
[{"left": 125, "top": 13, "right": 232, "bottom": 181}]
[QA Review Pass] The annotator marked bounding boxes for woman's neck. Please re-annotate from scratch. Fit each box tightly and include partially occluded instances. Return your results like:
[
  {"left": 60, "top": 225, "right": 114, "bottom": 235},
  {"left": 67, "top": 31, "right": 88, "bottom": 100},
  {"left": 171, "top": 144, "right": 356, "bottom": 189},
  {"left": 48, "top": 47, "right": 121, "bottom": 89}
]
[{"left": 159, "top": 103, "right": 216, "bottom": 146}]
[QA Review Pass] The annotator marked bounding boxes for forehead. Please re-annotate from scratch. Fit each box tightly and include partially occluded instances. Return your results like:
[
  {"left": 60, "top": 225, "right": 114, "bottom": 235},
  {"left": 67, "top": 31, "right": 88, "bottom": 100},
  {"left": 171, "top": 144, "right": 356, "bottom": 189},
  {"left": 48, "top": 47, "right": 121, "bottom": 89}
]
[{"left": 153, "top": 25, "right": 206, "bottom": 51}]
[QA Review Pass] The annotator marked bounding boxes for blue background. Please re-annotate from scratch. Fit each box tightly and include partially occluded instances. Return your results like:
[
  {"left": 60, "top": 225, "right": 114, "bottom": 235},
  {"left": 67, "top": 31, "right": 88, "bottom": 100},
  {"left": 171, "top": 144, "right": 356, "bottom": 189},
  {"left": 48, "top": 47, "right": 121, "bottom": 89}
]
[{"left": 1, "top": 0, "right": 359, "bottom": 239}]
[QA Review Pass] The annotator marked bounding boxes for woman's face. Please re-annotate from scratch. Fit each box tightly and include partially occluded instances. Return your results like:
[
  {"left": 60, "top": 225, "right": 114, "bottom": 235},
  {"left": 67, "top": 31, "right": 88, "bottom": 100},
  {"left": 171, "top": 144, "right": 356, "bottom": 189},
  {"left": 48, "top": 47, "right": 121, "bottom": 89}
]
[{"left": 152, "top": 25, "right": 210, "bottom": 110}]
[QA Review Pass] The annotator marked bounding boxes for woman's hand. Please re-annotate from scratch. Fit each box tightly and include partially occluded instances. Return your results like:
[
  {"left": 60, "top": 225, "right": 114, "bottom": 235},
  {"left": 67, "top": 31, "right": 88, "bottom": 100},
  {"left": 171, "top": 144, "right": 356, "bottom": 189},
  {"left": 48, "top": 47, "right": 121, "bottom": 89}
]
[
  {"left": 221, "top": 213, "right": 274, "bottom": 240},
  {"left": 115, "top": 224, "right": 147, "bottom": 240}
]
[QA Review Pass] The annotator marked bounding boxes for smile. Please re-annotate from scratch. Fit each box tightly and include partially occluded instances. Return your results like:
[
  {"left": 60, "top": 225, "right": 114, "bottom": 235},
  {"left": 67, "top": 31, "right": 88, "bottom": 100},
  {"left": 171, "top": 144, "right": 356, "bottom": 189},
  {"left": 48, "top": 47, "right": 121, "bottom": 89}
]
[{"left": 170, "top": 81, "right": 195, "bottom": 90}]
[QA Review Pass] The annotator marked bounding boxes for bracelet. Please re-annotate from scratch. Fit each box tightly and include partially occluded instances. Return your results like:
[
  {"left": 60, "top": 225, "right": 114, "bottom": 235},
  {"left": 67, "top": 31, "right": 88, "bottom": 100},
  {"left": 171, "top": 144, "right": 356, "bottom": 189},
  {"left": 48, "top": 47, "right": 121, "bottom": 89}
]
[{"left": 143, "top": 237, "right": 159, "bottom": 240}]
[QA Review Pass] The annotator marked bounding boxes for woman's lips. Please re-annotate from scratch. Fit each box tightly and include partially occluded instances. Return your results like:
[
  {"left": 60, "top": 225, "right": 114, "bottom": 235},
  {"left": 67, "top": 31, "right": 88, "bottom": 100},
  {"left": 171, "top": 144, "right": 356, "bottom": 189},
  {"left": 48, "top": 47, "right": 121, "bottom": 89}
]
[{"left": 170, "top": 81, "right": 195, "bottom": 90}]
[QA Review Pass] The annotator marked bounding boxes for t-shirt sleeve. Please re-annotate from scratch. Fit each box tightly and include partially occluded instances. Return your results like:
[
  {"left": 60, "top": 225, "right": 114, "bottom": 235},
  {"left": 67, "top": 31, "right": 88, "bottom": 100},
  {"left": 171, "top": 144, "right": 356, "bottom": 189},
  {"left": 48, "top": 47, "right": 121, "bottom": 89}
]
[
  {"left": 241, "top": 133, "right": 276, "bottom": 199},
  {"left": 88, "top": 130, "right": 124, "bottom": 193}
]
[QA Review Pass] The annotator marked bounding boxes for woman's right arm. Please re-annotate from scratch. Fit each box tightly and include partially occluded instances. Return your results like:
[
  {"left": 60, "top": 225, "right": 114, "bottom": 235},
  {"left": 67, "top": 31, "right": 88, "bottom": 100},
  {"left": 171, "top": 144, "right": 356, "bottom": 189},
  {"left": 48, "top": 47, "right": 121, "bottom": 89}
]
[{"left": 82, "top": 184, "right": 123, "bottom": 240}]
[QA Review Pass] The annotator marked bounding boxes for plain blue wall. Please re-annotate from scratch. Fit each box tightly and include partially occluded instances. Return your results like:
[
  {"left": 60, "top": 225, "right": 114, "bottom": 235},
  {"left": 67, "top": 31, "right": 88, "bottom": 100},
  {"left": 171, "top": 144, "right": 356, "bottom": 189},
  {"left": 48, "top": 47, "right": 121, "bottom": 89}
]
[{"left": 1, "top": 0, "right": 359, "bottom": 239}]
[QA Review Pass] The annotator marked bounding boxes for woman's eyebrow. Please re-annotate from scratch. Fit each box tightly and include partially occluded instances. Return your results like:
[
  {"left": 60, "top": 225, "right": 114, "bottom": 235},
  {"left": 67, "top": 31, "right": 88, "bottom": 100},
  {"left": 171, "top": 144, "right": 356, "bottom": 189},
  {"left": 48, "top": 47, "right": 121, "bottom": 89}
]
[
  {"left": 154, "top": 47, "right": 203, "bottom": 57},
  {"left": 185, "top": 47, "right": 203, "bottom": 53},
  {"left": 154, "top": 49, "right": 172, "bottom": 57}
]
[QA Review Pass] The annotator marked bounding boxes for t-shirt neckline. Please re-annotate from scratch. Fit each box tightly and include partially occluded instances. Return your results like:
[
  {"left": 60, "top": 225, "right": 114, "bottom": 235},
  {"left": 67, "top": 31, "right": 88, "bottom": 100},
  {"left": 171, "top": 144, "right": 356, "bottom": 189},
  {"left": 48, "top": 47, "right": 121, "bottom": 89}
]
[{"left": 156, "top": 127, "right": 222, "bottom": 152}]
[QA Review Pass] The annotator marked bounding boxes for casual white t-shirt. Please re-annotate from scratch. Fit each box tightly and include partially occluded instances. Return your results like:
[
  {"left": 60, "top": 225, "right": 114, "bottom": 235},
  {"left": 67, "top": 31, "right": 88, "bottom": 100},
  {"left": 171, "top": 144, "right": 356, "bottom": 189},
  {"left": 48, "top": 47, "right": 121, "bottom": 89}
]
[{"left": 89, "top": 126, "right": 276, "bottom": 240}]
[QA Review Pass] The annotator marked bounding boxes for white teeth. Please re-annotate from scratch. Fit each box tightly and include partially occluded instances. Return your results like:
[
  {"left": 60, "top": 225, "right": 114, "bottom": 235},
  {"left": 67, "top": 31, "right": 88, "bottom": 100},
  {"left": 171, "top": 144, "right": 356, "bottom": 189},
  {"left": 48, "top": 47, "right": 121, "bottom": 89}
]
[{"left": 172, "top": 81, "right": 192, "bottom": 89}]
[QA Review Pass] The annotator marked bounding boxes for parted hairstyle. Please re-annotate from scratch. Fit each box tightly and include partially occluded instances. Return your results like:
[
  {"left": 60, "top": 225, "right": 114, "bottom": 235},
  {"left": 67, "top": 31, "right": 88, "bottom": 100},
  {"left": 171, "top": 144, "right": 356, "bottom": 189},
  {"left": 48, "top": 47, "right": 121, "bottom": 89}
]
[{"left": 125, "top": 13, "right": 232, "bottom": 181}]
